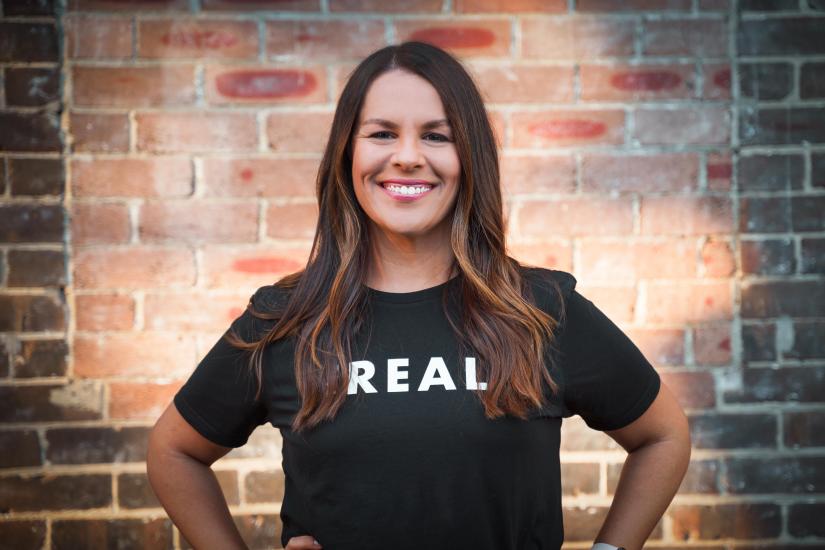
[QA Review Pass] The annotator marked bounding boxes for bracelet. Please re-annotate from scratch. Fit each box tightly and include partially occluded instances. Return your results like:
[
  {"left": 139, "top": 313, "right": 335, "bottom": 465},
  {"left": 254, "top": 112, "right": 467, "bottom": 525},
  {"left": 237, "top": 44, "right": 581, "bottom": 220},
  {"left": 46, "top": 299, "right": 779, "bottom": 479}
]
[{"left": 592, "top": 543, "right": 626, "bottom": 550}]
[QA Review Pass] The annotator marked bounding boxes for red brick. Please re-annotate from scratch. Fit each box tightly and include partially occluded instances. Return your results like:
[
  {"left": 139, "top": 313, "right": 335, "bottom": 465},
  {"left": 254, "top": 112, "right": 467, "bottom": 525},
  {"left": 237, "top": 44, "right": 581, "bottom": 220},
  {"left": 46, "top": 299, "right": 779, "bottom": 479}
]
[
  {"left": 70, "top": 202, "right": 131, "bottom": 245},
  {"left": 577, "top": 0, "right": 691, "bottom": 9},
  {"left": 138, "top": 19, "right": 258, "bottom": 59},
  {"left": 205, "top": 65, "right": 326, "bottom": 105},
  {"left": 139, "top": 200, "right": 259, "bottom": 243},
  {"left": 70, "top": 112, "right": 130, "bottom": 153},
  {"left": 65, "top": 14, "right": 133, "bottom": 59},
  {"left": 580, "top": 63, "right": 695, "bottom": 101},
  {"left": 73, "top": 246, "right": 195, "bottom": 289},
  {"left": 522, "top": 18, "right": 635, "bottom": 60},
  {"left": 266, "top": 203, "right": 319, "bottom": 239},
  {"left": 703, "top": 63, "right": 731, "bottom": 100},
  {"left": 646, "top": 282, "right": 732, "bottom": 323},
  {"left": 623, "top": 327, "right": 685, "bottom": 366},
  {"left": 582, "top": 153, "right": 698, "bottom": 194},
  {"left": 693, "top": 323, "right": 732, "bottom": 365},
  {"left": 395, "top": 19, "right": 511, "bottom": 58},
  {"left": 202, "top": 157, "right": 317, "bottom": 198},
  {"left": 201, "top": 245, "right": 310, "bottom": 288},
  {"left": 470, "top": 64, "right": 574, "bottom": 103},
  {"left": 670, "top": 504, "right": 781, "bottom": 540},
  {"left": 578, "top": 238, "right": 696, "bottom": 280},
  {"left": 73, "top": 65, "right": 195, "bottom": 107},
  {"left": 642, "top": 19, "right": 728, "bottom": 56},
  {"left": 202, "top": 0, "right": 318, "bottom": 9},
  {"left": 634, "top": 107, "right": 730, "bottom": 146},
  {"left": 0, "top": 474, "right": 111, "bottom": 512},
  {"left": 661, "top": 371, "right": 716, "bottom": 409},
  {"left": 144, "top": 292, "right": 249, "bottom": 332},
  {"left": 457, "top": 0, "right": 566, "bottom": 11},
  {"left": 330, "top": 0, "right": 439, "bottom": 10},
  {"left": 74, "top": 333, "right": 196, "bottom": 378},
  {"left": 0, "top": 521, "right": 45, "bottom": 549},
  {"left": 701, "top": 238, "right": 735, "bottom": 277},
  {"left": 507, "top": 241, "right": 573, "bottom": 272},
  {"left": 69, "top": 0, "right": 188, "bottom": 10},
  {"left": 575, "top": 288, "right": 635, "bottom": 325},
  {"left": 706, "top": 151, "right": 732, "bottom": 191},
  {"left": 512, "top": 110, "right": 625, "bottom": 147},
  {"left": 516, "top": 198, "right": 634, "bottom": 238},
  {"left": 110, "top": 381, "right": 182, "bottom": 419},
  {"left": 75, "top": 294, "right": 135, "bottom": 331},
  {"left": 641, "top": 196, "right": 733, "bottom": 236},
  {"left": 266, "top": 19, "right": 386, "bottom": 60},
  {"left": 52, "top": 519, "right": 173, "bottom": 550},
  {"left": 137, "top": 112, "right": 258, "bottom": 153},
  {"left": 71, "top": 158, "right": 192, "bottom": 198},
  {"left": 266, "top": 111, "right": 333, "bottom": 153},
  {"left": 500, "top": 155, "right": 575, "bottom": 196}
]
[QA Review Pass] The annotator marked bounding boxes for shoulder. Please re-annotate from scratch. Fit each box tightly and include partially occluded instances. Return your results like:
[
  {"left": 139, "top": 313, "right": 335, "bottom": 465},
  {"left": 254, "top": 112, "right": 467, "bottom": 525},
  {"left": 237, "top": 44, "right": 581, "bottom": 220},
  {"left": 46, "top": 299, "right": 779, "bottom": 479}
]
[
  {"left": 230, "top": 283, "right": 293, "bottom": 342},
  {"left": 518, "top": 265, "right": 578, "bottom": 317},
  {"left": 248, "top": 283, "right": 292, "bottom": 312}
]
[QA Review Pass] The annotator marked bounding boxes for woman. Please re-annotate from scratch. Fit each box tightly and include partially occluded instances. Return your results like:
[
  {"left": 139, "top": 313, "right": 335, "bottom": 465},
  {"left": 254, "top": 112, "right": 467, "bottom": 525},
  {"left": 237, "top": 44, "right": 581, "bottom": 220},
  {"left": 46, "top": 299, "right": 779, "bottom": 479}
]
[{"left": 147, "top": 42, "right": 691, "bottom": 550}]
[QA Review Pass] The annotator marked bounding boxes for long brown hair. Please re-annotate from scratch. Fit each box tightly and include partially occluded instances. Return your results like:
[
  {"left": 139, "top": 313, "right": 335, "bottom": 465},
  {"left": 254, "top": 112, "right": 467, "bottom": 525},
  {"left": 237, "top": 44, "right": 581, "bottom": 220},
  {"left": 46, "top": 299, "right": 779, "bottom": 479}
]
[{"left": 226, "top": 41, "right": 567, "bottom": 432}]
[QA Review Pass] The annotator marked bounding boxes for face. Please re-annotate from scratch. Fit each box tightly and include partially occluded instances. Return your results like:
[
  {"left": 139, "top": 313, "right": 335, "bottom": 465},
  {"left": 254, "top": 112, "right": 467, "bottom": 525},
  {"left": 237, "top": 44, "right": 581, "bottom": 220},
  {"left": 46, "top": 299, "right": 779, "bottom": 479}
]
[{"left": 351, "top": 69, "right": 461, "bottom": 243}]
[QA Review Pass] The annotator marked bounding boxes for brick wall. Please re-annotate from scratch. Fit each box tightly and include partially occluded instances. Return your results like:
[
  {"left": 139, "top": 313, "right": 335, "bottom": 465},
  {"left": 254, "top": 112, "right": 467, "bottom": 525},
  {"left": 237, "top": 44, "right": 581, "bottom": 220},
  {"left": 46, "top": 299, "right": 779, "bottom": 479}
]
[{"left": 0, "top": 0, "right": 823, "bottom": 548}]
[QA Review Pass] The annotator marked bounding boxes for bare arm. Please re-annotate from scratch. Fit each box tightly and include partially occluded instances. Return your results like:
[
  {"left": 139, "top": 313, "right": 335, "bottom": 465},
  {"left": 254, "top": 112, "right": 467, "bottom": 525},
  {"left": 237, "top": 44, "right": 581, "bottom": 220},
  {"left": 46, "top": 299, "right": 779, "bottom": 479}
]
[
  {"left": 146, "top": 402, "right": 248, "bottom": 550},
  {"left": 595, "top": 381, "right": 692, "bottom": 550}
]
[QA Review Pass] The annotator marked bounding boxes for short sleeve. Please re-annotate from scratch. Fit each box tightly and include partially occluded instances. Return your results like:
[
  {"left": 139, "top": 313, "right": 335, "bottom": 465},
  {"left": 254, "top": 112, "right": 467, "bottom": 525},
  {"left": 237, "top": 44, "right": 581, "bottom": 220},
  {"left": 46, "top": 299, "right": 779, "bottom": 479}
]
[
  {"left": 557, "top": 291, "right": 661, "bottom": 431},
  {"left": 173, "top": 289, "right": 274, "bottom": 448}
]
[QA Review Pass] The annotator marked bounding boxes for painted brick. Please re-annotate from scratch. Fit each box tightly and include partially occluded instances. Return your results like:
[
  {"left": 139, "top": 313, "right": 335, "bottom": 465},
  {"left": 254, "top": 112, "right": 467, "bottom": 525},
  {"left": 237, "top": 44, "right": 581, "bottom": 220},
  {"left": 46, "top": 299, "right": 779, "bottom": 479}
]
[
  {"left": 522, "top": 18, "right": 635, "bottom": 60},
  {"left": 800, "top": 61, "right": 825, "bottom": 99},
  {"left": 46, "top": 426, "right": 149, "bottom": 464},
  {"left": 4, "top": 67, "right": 60, "bottom": 107},
  {"left": 692, "top": 323, "right": 732, "bottom": 365},
  {"left": 785, "top": 411, "right": 825, "bottom": 448},
  {"left": 660, "top": 371, "right": 716, "bottom": 409},
  {"left": 739, "top": 17, "right": 825, "bottom": 55},
  {"left": 670, "top": 504, "right": 781, "bottom": 540},
  {"left": 623, "top": 328, "right": 685, "bottom": 366},
  {"left": 330, "top": 0, "right": 441, "bottom": 10},
  {"left": 471, "top": 65, "right": 574, "bottom": 103},
  {"left": 742, "top": 323, "right": 776, "bottom": 363},
  {"left": 70, "top": 202, "right": 130, "bottom": 245},
  {"left": 581, "top": 153, "right": 698, "bottom": 194},
  {"left": 724, "top": 456, "right": 825, "bottom": 494},
  {"left": 724, "top": 366, "right": 825, "bottom": 403},
  {"left": 456, "top": 0, "right": 566, "bottom": 12},
  {"left": 137, "top": 112, "right": 258, "bottom": 153},
  {"left": 689, "top": 413, "right": 776, "bottom": 449},
  {"left": 75, "top": 294, "right": 135, "bottom": 331},
  {"left": 737, "top": 153, "right": 804, "bottom": 191},
  {"left": 577, "top": 0, "right": 690, "bottom": 9},
  {"left": 740, "top": 238, "right": 796, "bottom": 276},
  {"left": 703, "top": 63, "right": 730, "bottom": 100},
  {"left": 705, "top": 152, "right": 732, "bottom": 192},
  {"left": 578, "top": 239, "right": 696, "bottom": 280},
  {"left": 202, "top": 157, "right": 317, "bottom": 198},
  {"left": 143, "top": 292, "right": 250, "bottom": 332},
  {"left": 395, "top": 19, "right": 512, "bottom": 58},
  {"left": 138, "top": 19, "right": 258, "bottom": 59},
  {"left": 634, "top": 107, "right": 731, "bottom": 146},
  {"left": 0, "top": 22, "right": 58, "bottom": 62},
  {"left": 205, "top": 65, "right": 326, "bottom": 105},
  {"left": 740, "top": 107, "right": 825, "bottom": 146},
  {"left": 701, "top": 239, "right": 735, "bottom": 277},
  {"left": 266, "top": 203, "right": 319, "bottom": 239},
  {"left": 801, "top": 238, "right": 825, "bottom": 274},
  {"left": 580, "top": 63, "right": 695, "bottom": 101},
  {"left": 139, "top": 201, "right": 259, "bottom": 243},
  {"left": 109, "top": 381, "right": 182, "bottom": 420},
  {"left": 70, "top": 112, "right": 130, "bottom": 153},
  {"left": 52, "top": 519, "right": 173, "bottom": 550},
  {"left": 789, "top": 503, "right": 825, "bottom": 537},
  {"left": 71, "top": 158, "right": 192, "bottom": 198},
  {"left": 640, "top": 196, "right": 733, "bottom": 236},
  {"left": 512, "top": 110, "right": 626, "bottom": 147},
  {"left": 0, "top": 112, "right": 62, "bottom": 152},
  {"left": 73, "top": 65, "right": 195, "bottom": 107},
  {"left": 0, "top": 294, "right": 66, "bottom": 332},
  {"left": 0, "top": 430, "right": 42, "bottom": 468},
  {"left": 642, "top": 19, "right": 728, "bottom": 56},
  {"left": 500, "top": 155, "right": 575, "bottom": 195},
  {"left": 739, "top": 197, "right": 790, "bottom": 234},
  {"left": 12, "top": 339, "right": 68, "bottom": 378},
  {"left": 65, "top": 14, "right": 133, "bottom": 59},
  {"left": 8, "top": 158, "right": 64, "bottom": 197},
  {"left": 646, "top": 282, "right": 732, "bottom": 323},
  {"left": 73, "top": 246, "right": 195, "bottom": 289},
  {"left": 266, "top": 111, "right": 333, "bottom": 153},
  {"left": 74, "top": 333, "right": 196, "bottom": 378},
  {"left": 516, "top": 198, "right": 634, "bottom": 238},
  {"left": 0, "top": 475, "right": 111, "bottom": 512},
  {"left": 0, "top": 382, "right": 102, "bottom": 422},
  {"left": 0, "top": 521, "right": 46, "bottom": 549},
  {"left": 201, "top": 0, "right": 318, "bottom": 9},
  {"left": 739, "top": 62, "right": 793, "bottom": 101},
  {"left": 266, "top": 19, "right": 386, "bottom": 60},
  {"left": 200, "top": 245, "right": 310, "bottom": 288}
]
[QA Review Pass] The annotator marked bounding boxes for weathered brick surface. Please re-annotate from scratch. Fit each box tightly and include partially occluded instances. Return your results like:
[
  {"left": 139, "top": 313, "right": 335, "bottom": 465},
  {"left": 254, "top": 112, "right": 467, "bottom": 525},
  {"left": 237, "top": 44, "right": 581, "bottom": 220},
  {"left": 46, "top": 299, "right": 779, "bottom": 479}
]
[
  {"left": 8, "top": 158, "right": 64, "bottom": 197},
  {"left": 0, "top": 474, "right": 111, "bottom": 512},
  {"left": 51, "top": 519, "right": 174, "bottom": 550},
  {"left": 46, "top": 426, "right": 150, "bottom": 464}
]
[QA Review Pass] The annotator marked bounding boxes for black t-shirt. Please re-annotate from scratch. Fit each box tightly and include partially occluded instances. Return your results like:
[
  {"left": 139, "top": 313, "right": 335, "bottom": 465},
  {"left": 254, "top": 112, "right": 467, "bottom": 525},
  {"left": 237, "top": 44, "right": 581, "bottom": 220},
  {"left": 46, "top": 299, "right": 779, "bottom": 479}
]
[{"left": 173, "top": 267, "right": 660, "bottom": 550}]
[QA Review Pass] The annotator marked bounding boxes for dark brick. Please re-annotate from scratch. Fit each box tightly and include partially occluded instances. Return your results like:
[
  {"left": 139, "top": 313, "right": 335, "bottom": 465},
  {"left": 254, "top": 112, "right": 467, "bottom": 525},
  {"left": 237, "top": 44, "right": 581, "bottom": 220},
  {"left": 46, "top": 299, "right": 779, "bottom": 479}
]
[
  {"left": 784, "top": 321, "right": 825, "bottom": 359},
  {"left": 4, "top": 67, "right": 60, "bottom": 107},
  {"left": 739, "top": 63, "right": 793, "bottom": 101},
  {"left": 788, "top": 503, "right": 825, "bottom": 537},
  {"left": 809, "top": 0, "right": 825, "bottom": 9},
  {"left": 724, "top": 366, "right": 825, "bottom": 403},
  {"left": 784, "top": 410, "right": 825, "bottom": 448},
  {"left": 68, "top": 0, "right": 189, "bottom": 11},
  {"left": 244, "top": 470, "right": 285, "bottom": 503},
  {"left": 670, "top": 503, "right": 781, "bottom": 540},
  {"left": 0, "top": 158, "right": 6, "bottom": 194},
  {"left": 8, "top": 158, "right": 64, "bottom": 197},
  {"left": 739, "top": 197, "right": 790, "bottom": 233},
  {"left": 119, "top": 470, "right": 238, "bottom": 508},
  {"left": 0, "top": 205, "right": 64, "bottom": 243},
  {"left": 46, "top": 426, "right": 150, "bottom": 464},
  {"left": 741, "top": 281, "right": 825, "bottom": 318},
  {"left": 742, "top": 323, "right": 776, "bottom": 362},
  {"left": 0, "top": 22, "right": 58, "bottom": 62},
  {"left": 0, "top": 430, "right": 42, "bottom": 468},
  {"left": 52, "top": 519, "right": 173, "bottom": 550},
  {"left": 0, "top": 337, "right": 9, "bottom": 377},
  {"left": 724, "top": 456, "right": 825, "bottom": 494},
  {"left": 3, "top": 0, "right": 58, "bottom": 15},
  {"left": 739, "top": 18, "right": 825, "bottom": 55},
  {"left": 13, "top": 339, "right": 68, "bottom": 377},
  {"left": 180, "top": 515, "right": 281, "bottom": 550},
  {"left": 792, "top": 196, "right": 825, "bottom": 232},
  {"left": 0, "top": 293, "right": 66, "bottom": 332},
  {"left": 737, "top": 154, "right": 803, "bottom": 191},
  {"left": 801, "top": 62, "right": 825, "bottom": 99},
  {"left": 0, "top": 383, "right": 102, "bottom": 422},
  {"left": 801, "top": 238, "right": 825, "bottom": 273},
  {"left": 740, "top": 107, "right": 825, "bottom": 146},
  {"left": 0, "top": 474, "right": 110, "bottom": 512},
  {"left": 8, "top": 250, "right": 66, "bottom": 287},
  {"left": 0, "top": 112, "right": 62, "bottom": 152},
  {"left": 689, "top": 413, "right": 776, "bottom": 449},
  {"left": 814, "top": 153, "right": 825, "bottom": 188},
  {"left": 0, "top": 521, "right": 47, "bottom": 549},
  {"left": 740, "top": 239, "right": 795, "bottom": 276},
  {"left": 740, "top": 0, "right": 798, "bottom": 9}
]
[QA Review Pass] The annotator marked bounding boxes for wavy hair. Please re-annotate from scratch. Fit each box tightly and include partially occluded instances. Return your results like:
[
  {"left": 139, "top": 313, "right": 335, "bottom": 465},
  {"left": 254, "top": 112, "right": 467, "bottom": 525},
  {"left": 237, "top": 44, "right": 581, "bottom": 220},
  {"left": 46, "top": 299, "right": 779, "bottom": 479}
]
[{"left": 225, "top": 41, "right": 566, "bottom": 432}]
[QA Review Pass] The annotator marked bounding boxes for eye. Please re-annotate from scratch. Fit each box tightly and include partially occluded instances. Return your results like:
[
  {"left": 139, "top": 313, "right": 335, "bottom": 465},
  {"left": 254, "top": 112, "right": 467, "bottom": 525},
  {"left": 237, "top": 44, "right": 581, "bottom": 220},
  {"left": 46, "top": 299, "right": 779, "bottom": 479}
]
[
  {"left": 424, "top": 133, "right": 451, "bottom": 143},
  {"left": 368, "top": 131, "right": 394, "bottom": 139}
]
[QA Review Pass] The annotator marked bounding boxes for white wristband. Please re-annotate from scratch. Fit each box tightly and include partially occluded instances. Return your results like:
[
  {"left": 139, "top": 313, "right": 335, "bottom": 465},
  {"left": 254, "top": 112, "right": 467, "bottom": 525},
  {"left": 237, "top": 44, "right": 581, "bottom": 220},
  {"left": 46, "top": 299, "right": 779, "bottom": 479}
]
[{"left": 592, "top": 543, "right": 624, "bottom": 550}]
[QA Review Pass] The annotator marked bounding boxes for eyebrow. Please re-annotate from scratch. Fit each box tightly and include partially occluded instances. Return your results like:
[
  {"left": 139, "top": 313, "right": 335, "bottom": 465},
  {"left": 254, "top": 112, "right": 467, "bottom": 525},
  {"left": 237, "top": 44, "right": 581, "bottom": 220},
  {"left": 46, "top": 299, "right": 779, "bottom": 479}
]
[{"left": 360, "top": 118, "right": 451, "bottom": 131}]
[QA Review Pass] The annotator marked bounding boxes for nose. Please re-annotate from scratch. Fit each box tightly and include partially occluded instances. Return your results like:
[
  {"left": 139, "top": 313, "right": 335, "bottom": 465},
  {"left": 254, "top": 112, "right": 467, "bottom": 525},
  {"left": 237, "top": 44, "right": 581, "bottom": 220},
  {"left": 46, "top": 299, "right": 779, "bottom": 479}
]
[{"left": 390, "top": 135, "right": 424, "bottom": 170}]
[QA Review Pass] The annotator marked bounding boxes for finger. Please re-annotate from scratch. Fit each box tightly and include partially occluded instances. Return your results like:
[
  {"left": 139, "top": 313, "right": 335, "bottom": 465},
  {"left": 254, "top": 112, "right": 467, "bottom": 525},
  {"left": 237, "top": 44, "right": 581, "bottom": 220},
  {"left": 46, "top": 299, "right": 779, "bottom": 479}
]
[{"left": 285, "top": 535, "right": 322, "bottom": 549}]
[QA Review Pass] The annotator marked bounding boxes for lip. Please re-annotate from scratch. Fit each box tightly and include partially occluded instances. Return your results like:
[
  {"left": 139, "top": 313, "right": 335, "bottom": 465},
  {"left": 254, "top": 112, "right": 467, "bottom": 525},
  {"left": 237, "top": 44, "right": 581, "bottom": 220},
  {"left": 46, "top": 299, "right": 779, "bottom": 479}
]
[
  {"left": 378, "top": 178, "right": 436, "bottom": 202},
  {"left": 381, "top": 179, "right": 435, "bottom": 186}
]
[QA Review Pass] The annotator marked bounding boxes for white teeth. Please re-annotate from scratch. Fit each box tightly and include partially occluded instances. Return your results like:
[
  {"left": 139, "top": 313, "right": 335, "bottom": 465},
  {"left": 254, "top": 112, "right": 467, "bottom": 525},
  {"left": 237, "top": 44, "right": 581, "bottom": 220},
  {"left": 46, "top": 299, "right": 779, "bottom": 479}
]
[{"left": 385, "top": 184, "right": 431, "bottom": 195}]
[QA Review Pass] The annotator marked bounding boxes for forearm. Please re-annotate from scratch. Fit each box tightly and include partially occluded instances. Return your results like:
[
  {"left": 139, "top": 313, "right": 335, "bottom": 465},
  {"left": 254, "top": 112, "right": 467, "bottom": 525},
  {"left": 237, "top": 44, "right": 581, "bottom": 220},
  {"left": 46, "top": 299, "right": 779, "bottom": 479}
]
[
  {"left": 147, "top": 447, "right": 247, "bottom": 550},
  {"left": 595, "top": 437, "right": 691, "bottom": 550}
]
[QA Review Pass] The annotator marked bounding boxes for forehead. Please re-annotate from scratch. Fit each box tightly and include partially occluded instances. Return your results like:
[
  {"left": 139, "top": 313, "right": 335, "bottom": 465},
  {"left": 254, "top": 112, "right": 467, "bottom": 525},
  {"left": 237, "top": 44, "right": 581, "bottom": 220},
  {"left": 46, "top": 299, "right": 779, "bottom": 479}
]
[{"left": 358, "top": 69, "right": 447, "bottom": 124}]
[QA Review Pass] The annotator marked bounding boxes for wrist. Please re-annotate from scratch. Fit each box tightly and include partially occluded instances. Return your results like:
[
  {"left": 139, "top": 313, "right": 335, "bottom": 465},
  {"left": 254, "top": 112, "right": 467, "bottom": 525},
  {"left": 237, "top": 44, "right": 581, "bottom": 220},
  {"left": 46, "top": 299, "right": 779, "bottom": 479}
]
[{"left": 592, "top": 543, "right": 626, "bottom": 550}]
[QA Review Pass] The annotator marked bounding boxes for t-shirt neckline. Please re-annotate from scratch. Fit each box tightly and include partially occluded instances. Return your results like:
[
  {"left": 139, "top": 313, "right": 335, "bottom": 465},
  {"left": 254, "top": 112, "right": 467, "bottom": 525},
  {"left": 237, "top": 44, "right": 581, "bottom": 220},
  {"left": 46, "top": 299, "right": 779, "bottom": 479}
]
[{"left": 365, "top": 275, "right": 460, "bottom": 304}]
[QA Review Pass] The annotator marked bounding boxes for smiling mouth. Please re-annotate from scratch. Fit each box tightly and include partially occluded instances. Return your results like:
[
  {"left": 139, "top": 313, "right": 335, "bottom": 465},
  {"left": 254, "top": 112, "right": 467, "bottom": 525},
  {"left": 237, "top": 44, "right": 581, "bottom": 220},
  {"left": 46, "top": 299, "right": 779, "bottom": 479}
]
[{"left": 378, "top": 179, "right": 436, "bottom": 199}]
